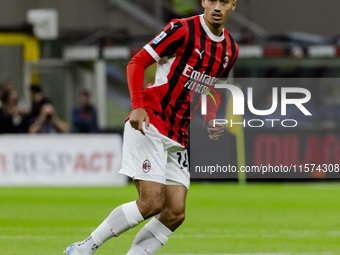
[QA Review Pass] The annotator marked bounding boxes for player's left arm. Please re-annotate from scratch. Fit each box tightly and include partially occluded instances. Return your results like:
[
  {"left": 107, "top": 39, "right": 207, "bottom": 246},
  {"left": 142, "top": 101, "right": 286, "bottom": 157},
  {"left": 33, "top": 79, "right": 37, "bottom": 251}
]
[
  {"left": 205, "top": 95, "right": 223, "bottom": 141},
  {"left": 206, "top": 43, "right": 239, "bottom": 140}
]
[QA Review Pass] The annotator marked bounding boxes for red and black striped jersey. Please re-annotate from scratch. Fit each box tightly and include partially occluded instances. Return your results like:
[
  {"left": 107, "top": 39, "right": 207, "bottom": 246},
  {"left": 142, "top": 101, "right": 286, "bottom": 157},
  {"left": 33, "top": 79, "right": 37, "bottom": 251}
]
[{"left": 142, "top": 14, "right": 238, "bottom": 147}]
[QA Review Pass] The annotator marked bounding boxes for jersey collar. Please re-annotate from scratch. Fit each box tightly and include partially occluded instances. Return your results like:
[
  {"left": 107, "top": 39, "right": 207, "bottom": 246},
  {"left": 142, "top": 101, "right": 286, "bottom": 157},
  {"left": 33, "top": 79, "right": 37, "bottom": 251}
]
[{"left": 199, "top": 14, "right": 225, "bottom": 42}]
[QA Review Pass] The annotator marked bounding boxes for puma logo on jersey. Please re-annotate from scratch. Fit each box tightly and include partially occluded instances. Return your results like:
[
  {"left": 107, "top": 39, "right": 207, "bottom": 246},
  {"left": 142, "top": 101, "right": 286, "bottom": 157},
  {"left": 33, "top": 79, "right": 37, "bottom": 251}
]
[
  {"left": 170, "top": 22, "right": 178, "bottom": 30},
  {"left": 195, "top": 48, "right": 205, "bottom": 59}
]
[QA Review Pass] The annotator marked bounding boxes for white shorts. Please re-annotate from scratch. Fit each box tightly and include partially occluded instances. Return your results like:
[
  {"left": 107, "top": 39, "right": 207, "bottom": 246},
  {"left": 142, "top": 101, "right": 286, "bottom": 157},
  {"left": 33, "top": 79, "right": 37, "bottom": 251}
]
[{"left": 119, "top": 121, "right": 190, "bottom": 189}]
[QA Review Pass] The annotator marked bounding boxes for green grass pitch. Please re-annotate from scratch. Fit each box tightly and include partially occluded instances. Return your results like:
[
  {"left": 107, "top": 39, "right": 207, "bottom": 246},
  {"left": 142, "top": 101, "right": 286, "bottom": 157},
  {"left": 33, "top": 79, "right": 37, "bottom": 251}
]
[{"left": 1, "top": 183, "right": 339, "bottom": 255}]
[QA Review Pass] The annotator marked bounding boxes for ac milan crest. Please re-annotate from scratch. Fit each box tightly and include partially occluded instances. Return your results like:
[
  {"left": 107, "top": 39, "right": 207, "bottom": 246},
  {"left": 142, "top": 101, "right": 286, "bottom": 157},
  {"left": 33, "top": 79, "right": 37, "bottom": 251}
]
[{"left": 142, "top": 159, "right": 151, "bottom": 173}]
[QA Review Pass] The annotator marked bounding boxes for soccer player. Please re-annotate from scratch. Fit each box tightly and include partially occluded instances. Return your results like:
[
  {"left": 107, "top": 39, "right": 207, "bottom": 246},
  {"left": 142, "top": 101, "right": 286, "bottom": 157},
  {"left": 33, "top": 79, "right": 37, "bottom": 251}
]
[{"left": 64, "top": 0, "right": 238, "bottom": 254}]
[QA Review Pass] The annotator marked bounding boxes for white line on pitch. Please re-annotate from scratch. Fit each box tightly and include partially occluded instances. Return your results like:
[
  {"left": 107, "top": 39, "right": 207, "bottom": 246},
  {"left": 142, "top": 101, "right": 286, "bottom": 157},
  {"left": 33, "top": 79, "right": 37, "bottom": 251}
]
[{"left": 161, "top": 252, "right": 335, "bottom": 255}]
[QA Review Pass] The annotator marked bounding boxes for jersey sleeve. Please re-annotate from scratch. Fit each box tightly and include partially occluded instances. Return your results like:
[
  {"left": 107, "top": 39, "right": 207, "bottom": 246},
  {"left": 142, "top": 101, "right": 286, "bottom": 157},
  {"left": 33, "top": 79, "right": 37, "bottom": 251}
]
[
  {"left": 126, "top": 48, "right": 156, "bottom": 110},
  {"left": 204, "top": 89, "right": 222, "bottom": 124},
  {"left": 143, "top": 19, "right": 187, "bottom": 61}
]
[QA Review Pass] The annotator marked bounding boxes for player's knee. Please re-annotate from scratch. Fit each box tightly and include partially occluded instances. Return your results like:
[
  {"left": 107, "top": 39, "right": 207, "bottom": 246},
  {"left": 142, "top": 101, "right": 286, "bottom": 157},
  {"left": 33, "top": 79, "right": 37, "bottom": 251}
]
[
  {"left": 173, "top": 211, "right": 185, "bottom": 226},
  {"left": 149, "top": 198, "right": 164, "bottom": 215},
  {"left": 164, "top": 207, "right": 186, "bottom": 227},
  {"left": 137, "top": 193, "right": 165, "bottom": 218}
]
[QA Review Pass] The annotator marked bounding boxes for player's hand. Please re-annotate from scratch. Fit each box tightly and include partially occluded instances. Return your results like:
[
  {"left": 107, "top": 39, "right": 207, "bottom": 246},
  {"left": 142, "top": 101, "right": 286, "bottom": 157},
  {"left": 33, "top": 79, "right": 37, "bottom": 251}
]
[
  {"left": 207, "top": 120, "right": 224, "bottom": 141},
  {"left": 129, "top": 108, "right": 149, "bottom": 135}
]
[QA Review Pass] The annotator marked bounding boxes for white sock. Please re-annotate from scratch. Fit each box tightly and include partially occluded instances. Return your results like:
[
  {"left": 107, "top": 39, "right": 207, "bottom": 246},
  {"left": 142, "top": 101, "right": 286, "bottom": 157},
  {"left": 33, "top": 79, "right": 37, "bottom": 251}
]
[
  {"left": 77, "top": 201, "right": 144, "bottom": 254},
  {"left": 126, "top": 217, "right": 173, "bottom": 255},
  {"left": 75, "top": 236, "right": 98, "bottom": 255}
]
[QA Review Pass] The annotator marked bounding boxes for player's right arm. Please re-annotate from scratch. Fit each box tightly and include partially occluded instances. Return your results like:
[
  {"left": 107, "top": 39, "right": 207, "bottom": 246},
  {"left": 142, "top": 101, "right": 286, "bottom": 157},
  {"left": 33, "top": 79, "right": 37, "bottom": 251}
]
[
  {"left": 129, "top": 108, "right": 149, "bottom": 136},
  {"left": 127, "top": 19, "right": 186, "bottom": 135},
  {"left": 126, "top": 49, "right": 155, "bottom": 135}
]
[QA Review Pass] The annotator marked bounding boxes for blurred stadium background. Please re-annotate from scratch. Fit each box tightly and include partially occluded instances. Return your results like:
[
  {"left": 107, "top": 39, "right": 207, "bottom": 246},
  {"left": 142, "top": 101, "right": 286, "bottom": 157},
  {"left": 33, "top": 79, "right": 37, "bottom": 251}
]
[{"left": 0, "top": 0, "right": 339, "bottom": 254}]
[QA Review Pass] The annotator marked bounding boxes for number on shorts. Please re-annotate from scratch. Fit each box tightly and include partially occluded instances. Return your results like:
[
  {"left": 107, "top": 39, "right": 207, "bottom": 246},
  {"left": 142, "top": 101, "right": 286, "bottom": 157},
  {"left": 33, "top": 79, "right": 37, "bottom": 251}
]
[{"left": 177, "top": 151, "right": 188, "bottom": 169}]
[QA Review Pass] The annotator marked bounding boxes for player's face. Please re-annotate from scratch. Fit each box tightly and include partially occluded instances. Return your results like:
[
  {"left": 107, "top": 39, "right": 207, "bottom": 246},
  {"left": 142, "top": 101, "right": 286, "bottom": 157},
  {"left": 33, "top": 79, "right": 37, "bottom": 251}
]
[{"left": 202, "top": 0, "right": 236, "bottom": 34}]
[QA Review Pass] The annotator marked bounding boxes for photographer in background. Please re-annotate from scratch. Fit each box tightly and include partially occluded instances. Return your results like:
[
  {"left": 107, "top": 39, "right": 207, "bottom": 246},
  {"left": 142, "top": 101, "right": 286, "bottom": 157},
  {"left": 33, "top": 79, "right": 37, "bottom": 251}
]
[
  {"left": 28, "top": 103, "right": 69, "bottom": 134},
  {"left": 71, "top": 90, "right": 98, "bottom": 133},
  {"left": 0, "top": 88, "right": 29, "bottom": 134},
  {"left": 29, "top": 84, "right": 51, "bottom": 120}
]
